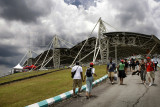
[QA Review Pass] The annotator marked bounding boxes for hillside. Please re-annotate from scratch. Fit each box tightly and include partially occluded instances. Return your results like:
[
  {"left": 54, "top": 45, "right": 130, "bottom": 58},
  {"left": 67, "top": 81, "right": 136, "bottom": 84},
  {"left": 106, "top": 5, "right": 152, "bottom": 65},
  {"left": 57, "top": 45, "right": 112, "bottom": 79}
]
[{"left": 0, "top": 65, "right": 107, "bottom": 107}]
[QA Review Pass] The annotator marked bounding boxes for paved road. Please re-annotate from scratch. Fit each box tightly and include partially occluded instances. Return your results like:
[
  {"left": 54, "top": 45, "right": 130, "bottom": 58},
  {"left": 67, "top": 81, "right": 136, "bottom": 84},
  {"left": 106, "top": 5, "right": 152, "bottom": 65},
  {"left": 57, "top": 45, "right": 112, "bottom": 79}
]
[{"left": 53, "top": 71, "right": 160, "bottom": 107}]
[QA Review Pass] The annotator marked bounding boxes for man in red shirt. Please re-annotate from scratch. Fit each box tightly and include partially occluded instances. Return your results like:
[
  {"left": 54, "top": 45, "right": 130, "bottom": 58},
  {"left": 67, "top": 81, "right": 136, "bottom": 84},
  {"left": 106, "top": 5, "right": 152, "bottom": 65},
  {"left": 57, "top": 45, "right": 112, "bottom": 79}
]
[{"left": 146, "top": 57, "right": 155, "bottom": 86}]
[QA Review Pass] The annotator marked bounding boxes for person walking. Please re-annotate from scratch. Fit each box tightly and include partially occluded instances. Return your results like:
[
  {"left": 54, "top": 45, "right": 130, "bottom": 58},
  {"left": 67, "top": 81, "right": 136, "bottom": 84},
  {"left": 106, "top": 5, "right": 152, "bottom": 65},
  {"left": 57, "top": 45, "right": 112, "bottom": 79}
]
[
  {"left": 83, "top": 63, "right": 97, "bottom": 99},
  {"left": 128, "top": 59, "right": 132, "bottom": 72},
  {"left": 146, "top": 57, "right": 155, "bottom": 86},
  {"left": 71, "top": 62, "right": 83, "bottom": 97},
  {"left": 107, "top": 58, "right": 116, "bottom": 84},
  {"left": 153, "top": 56, "right": 158, "bottom": 71},
  {"left": 135, "top": 59, "right": 140, "bottom": 75},
  {"left": 124, "top": 59, "right": 129, "bottom": 75},
  {"left": 117, "top": 60, "right": 126, "bottom": 85},
  {"left": 131, "top": 58, "right": 135, "bottom": 71},
  {"left": 139, "top": 59, "right": 146, "bottom": 84}
]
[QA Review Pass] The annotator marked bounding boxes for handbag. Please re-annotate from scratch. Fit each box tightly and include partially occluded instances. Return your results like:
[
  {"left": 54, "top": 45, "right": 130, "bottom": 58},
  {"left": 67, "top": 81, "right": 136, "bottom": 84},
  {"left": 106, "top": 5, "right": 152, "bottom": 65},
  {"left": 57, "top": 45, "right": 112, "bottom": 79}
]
[
  {"left": 71, "top": 66, "right": 79, "bottom": 78},
  {"left": 114, "top": 73, "right": 118, "bottom": 81}
]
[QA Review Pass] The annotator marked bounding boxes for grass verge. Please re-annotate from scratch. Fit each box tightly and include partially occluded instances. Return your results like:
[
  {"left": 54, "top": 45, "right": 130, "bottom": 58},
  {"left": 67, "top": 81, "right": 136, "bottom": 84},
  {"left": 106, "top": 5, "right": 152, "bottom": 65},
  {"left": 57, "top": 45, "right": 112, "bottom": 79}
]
[
  {"left": 0, "top": 69, "right": 59, "bottom": 85},
  {"left": 0, "top": 65, "right": 107, "bottom": 107}
]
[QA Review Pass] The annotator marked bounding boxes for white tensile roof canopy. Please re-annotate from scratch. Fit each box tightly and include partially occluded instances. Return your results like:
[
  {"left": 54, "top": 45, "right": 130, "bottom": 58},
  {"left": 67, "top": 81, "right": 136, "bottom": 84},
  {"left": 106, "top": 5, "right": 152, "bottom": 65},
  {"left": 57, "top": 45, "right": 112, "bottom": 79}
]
[{"left": 13, "top": 63, "right": 23, "bottom": 69}]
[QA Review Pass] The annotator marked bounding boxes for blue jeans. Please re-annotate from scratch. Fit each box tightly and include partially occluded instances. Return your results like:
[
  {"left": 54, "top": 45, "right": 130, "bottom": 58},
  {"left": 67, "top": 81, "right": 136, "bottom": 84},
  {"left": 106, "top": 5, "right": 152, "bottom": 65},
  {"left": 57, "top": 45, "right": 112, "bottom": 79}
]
[{"left": 86, "top": 77, "right": 93, "bottom": 93}]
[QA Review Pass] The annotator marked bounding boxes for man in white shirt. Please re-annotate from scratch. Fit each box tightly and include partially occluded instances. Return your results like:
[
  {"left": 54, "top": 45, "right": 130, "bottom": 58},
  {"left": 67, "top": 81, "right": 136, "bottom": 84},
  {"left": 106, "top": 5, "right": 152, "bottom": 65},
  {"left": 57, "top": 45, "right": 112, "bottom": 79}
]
[
  {"left": 71, "top": 62, "right": 83, "bottom": 97},
  {"left": 153, "top": 57, "right": 158, "bottom": 71}
]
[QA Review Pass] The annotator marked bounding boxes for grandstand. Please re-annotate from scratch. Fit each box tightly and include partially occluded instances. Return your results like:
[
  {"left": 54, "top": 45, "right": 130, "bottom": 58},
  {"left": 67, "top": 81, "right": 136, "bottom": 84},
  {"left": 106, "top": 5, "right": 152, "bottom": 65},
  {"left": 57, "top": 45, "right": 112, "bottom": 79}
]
[{"left": 24, "top": 18, "right": 160, "bottom": 69}]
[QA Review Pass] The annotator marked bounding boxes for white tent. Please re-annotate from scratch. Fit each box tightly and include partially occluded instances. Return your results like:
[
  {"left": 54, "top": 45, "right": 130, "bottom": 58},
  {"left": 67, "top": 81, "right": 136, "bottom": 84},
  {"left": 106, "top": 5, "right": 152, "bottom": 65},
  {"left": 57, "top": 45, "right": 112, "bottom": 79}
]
[{"left": 13, "top": 63, "right": 23, "bottom": 73}]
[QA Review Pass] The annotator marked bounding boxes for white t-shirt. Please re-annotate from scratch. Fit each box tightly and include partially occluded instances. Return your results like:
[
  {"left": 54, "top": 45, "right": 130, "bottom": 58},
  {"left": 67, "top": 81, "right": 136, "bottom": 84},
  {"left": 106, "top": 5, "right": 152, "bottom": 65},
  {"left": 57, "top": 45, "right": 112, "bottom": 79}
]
[
  {"left": 71, "top": 65, "right": 83, "bottom": 79},
  {"left": 153, "top": 58, "right": 158, "bottom": 64},
  {"left": 135, "top": 65, "right": 140, "bottom": 71},
  {"left": 85, "top": 67, "right": 95, "bottom": 76},
  {"left": 128, "top": 61, "right": 131, "bottom": 64}
]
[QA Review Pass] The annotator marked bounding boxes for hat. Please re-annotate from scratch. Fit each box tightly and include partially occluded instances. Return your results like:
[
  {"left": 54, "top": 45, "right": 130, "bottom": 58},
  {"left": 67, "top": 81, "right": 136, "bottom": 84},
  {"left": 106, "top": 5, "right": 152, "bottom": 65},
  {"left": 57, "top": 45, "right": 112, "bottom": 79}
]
[
  {"left": 121, "top": 59, "right": 124, "bottom": 62},
  {"left": 147, "top": 57, "right": 150, "bottom": 59},
  {"left": 90, "top": 62, "right": 94, "bottom": 66}
]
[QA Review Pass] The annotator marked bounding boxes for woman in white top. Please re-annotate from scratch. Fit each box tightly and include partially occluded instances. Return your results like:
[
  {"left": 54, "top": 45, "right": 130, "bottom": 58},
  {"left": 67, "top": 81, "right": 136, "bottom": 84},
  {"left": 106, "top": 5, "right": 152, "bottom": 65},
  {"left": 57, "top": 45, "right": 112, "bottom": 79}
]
[{"left": 83, "top": 63, "right": 97, "bottom": 99}]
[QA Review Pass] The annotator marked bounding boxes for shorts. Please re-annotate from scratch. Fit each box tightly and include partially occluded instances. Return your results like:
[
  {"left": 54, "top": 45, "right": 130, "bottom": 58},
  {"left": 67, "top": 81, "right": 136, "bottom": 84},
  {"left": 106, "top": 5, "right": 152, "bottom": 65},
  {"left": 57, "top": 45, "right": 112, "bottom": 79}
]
[
  {"left": 140, "top": 70, "right": 146, "bottom": 81},
  {"left": 86, "top": 77, "right": 93, "bottom": 93},
  {"left": 108, "top": 72, "right": 114, "bottom": 77},
  {"left": 147, "top": 71, "right": 155, "bottom": 79},
  {"left": 73, "top": 79, "right": 82, "bottom": 88},
  {"left": 118, "top": 70, "right": 126, "bottom": 78}
]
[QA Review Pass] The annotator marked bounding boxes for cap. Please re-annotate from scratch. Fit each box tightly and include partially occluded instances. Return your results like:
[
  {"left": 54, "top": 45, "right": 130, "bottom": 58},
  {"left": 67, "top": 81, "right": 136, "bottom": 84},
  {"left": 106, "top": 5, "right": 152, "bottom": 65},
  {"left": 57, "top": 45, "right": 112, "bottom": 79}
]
[
  {"left": 90, "top": 62, "right": 94, "bottom": 66},
  {"left": 121, "top": 59, "right": 124, "bottom": 62},
  {"left": 147, "top": 57, "right": 150, "bottom": 59}
]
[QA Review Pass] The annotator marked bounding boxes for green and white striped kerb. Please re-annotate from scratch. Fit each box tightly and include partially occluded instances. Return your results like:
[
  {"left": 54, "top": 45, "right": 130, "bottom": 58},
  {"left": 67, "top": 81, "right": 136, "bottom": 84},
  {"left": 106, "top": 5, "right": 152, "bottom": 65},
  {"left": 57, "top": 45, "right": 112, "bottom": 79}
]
[{"left": 26, "top": 75, "right": 108, "bottom": 107}]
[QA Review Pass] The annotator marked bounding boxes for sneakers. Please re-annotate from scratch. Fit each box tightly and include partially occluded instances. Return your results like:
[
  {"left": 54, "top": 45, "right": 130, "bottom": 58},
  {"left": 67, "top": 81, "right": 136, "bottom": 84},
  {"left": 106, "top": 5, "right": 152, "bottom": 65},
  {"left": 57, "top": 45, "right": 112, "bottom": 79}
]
[
  {"left": 111, "top": 81, "right": 114, "bottom": 84},
  {"left": 149, "top": 82, "right": 152, "bottom": 87},
  {"left": 86, "top": 96, "right": 89, "bottom": 99},
  {"left": 77, "top": 93, "right": 82, "bottom": 97},
  {"left": 72, "top": 95, "right": 77, "bottom": 98}
]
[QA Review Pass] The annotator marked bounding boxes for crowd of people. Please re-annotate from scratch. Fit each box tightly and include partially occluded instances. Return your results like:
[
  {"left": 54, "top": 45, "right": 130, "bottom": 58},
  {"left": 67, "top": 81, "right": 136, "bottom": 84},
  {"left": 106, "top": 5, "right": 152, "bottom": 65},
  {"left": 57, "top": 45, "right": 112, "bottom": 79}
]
[
  {"left": 71, "top": 56, "right": 158, "bottom": 99},
  {"left": 107, "top": 57, "right": 158, "bottom": 86}
]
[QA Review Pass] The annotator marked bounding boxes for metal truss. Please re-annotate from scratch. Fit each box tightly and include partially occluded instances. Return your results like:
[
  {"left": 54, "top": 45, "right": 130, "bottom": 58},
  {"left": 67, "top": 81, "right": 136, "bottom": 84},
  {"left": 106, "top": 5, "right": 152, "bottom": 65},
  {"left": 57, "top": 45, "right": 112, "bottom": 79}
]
[
  {"left": 98, "top": 18, "right": 109, "bottom": 64},
  {"left": 27, "top": 50, "right": 32, "bottom": 66},
  {"left": 53, "top": 35, "right": 60, "bottom": 68}
]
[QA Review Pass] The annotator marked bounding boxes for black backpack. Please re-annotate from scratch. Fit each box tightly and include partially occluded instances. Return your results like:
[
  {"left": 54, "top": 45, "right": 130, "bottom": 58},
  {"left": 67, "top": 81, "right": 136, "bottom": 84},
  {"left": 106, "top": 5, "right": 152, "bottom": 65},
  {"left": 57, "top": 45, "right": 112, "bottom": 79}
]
[{"left": 86, "top": 67, "right": 92, "bottom": 77}]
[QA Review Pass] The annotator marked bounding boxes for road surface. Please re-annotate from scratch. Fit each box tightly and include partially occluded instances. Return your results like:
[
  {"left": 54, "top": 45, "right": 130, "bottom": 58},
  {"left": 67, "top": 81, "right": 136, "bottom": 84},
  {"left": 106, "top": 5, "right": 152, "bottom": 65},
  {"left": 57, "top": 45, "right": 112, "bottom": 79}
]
[{"left": 53, "top": 71, "right": 160, "bottom": 107}]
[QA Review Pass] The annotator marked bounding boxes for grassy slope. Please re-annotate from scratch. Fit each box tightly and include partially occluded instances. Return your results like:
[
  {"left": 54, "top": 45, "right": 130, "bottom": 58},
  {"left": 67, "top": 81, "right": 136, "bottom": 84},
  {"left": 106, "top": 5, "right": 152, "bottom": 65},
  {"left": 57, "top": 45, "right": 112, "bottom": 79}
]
[
  {"left": 0, "top": 69, "right": 58, "bottom": 84},
  {"left": 0, "top": 65, "right": 107, "bottom": 107}
]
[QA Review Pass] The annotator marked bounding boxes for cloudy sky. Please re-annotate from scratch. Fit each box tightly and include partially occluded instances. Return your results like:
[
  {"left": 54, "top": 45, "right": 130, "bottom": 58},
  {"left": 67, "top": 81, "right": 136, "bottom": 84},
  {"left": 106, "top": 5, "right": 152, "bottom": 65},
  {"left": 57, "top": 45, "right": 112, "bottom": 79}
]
[{"left": 0, "top": 0, "right": 160, "bottom": 75}]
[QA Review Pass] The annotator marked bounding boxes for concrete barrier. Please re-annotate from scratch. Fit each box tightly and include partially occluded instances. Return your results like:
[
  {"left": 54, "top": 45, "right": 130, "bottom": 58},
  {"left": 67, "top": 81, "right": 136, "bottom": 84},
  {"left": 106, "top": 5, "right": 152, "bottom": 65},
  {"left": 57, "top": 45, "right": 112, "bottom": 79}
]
[{"left": 26, "top": 75, "right": 108, "bottom": 107}]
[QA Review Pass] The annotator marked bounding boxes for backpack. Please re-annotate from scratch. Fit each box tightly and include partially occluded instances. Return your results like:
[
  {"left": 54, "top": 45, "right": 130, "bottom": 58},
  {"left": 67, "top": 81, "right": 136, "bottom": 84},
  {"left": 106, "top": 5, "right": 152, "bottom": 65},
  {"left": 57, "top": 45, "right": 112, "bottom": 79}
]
[
  {"left": 146, "top": 62, "right": 154, "bottom": 70},
  {"left": 86, "top": 67, "right": 92, "bottom": 77}
]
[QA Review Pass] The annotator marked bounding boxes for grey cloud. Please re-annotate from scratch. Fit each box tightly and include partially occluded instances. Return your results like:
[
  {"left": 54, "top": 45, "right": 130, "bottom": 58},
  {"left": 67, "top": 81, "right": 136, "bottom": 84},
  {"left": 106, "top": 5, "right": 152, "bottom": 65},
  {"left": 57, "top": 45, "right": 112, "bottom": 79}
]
[
  {"left": 32, "top": 34, "right": 83, "bottom": 49},
  {"left": 112, "top": 0, "right": 148, "bottom": 27},
  {"left": 0, "top": 58, "right": 13, "bottom": 67},
  {"left": 33, "top": 34, "right": 53, "bottom": 48},
  {"left": 0, "top": 44, "right": 21, "bottom": 57},
  {"left": 0, "top": 0, "right": 53, "bottom": 23},
  {"left": 154, "top": 0, "right": 160, "bottom": 2},
  {"left": 0, "top": 55, "right": 23, "bottom": 70},
  {"left": 0, "top": 44, "right": 24, "bottom": 70},
  {"left": 64, "top": 0, "right": 96, "bottom": 9},
  {"left": 0, "top": 31, "right": 15, "bottom": 39},
  {"left": 133, "top": 24, "right": 158, "bottom": 36},
  {"left": 106, "top": 0, "right": 159, "bottom": 36}
]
